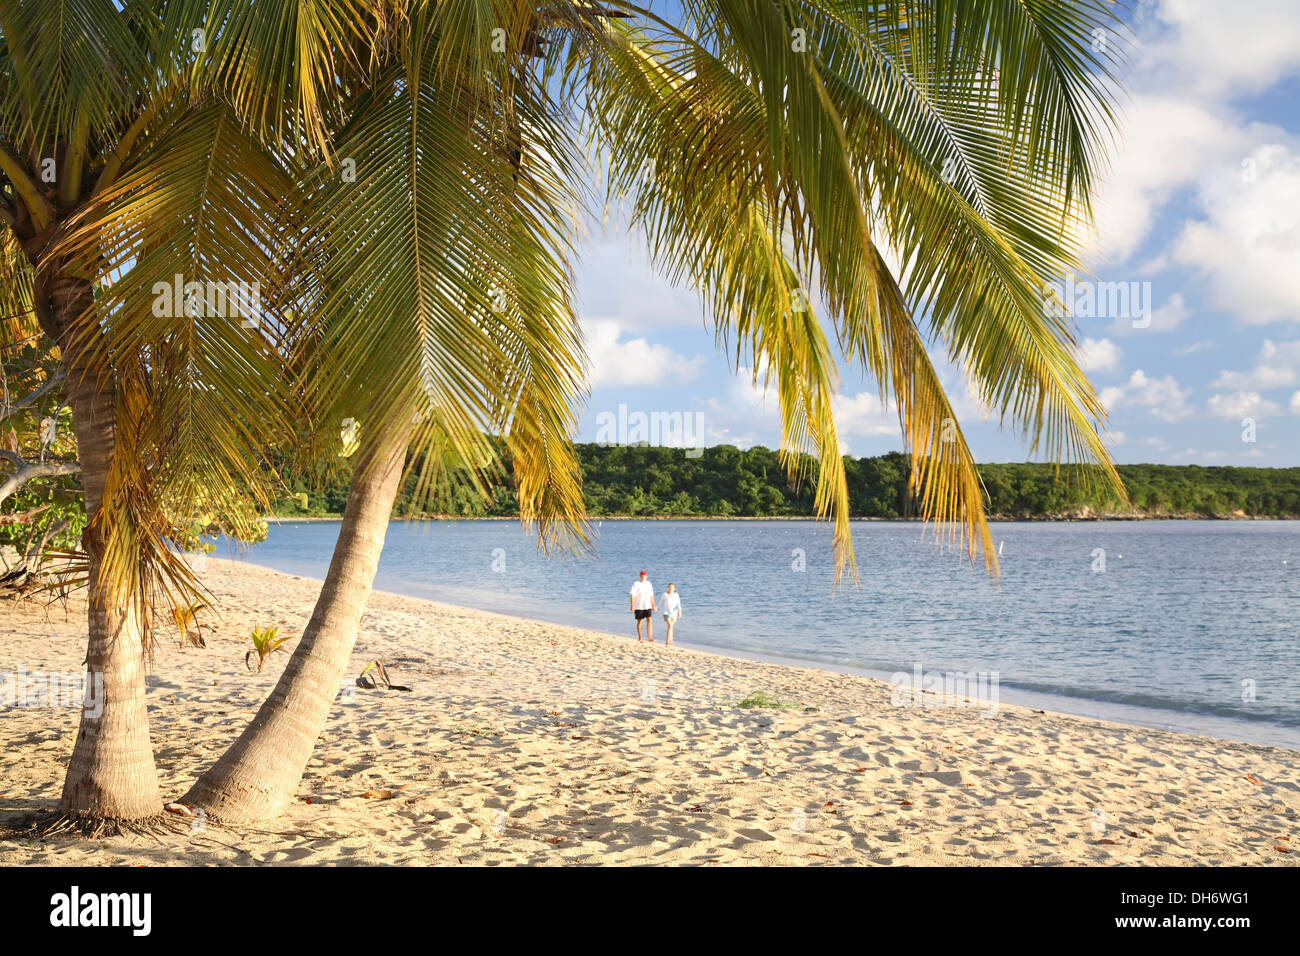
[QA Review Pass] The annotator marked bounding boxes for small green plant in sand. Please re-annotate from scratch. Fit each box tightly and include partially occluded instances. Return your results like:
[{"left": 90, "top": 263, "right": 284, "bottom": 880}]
[
  {"left": 452, "top": 723, "right": 503, "bottom": 738},
  {"left": 736, "top": 691, "right": 798, "bottom": 710},
  {"left": 245, "top": 625, "right": 293, "bottom": 673}
]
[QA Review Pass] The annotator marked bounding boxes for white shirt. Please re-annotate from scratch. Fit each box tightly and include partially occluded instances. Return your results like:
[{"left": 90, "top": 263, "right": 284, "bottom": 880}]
[
  {"left": 660, "top": 592, "right": 682, "bottom": 619},
  {"left": 630, "top": 580, "right": 655, "bottom": 610}
]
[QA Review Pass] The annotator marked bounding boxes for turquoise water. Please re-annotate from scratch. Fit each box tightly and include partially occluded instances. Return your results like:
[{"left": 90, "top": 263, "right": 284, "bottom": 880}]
[{"left": 226, "top": 519, "right": 1300, "bottom": 749}]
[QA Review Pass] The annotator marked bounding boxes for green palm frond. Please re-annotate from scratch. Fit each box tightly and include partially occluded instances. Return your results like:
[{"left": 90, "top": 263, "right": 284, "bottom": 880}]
[
  {"left": 50, "top": 96, "right": 296, "bottom": 608},
  {"left": 293, "top": 20, "right": 590, "bottom": 551},
  {"left": 561, "top": 0, "right": 1127, "bottom": 575},
  {"left": 0, "top": 0, "right": 152, "bottom": 170}
]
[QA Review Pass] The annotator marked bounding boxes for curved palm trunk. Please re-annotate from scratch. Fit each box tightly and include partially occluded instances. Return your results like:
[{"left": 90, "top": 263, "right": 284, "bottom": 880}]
[
  {"left": 183, "top": 427, "right": 408, "bottom": 822},
  {"left": 46, "top": 273, "right": 163, "bottom": 820}
]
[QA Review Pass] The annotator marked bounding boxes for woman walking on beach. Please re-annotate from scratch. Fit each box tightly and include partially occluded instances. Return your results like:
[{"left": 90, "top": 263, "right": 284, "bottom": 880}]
[{"left": 660, "top": 583, "right": 683, "bottom": 646}]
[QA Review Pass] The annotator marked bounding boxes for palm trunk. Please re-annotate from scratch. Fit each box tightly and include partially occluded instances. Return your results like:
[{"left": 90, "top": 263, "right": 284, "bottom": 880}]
[
  {"left": 182, "top": 426, "right": 408, "bottom": 822},
  {"left": 44, "top": 273, "right": 163, "bottom": 820}
]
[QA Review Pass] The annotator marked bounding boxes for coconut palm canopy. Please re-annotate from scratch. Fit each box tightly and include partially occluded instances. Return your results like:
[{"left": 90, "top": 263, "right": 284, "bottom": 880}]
[{"left": 1, "top": 0, "right": 1126, "bottom": 601}]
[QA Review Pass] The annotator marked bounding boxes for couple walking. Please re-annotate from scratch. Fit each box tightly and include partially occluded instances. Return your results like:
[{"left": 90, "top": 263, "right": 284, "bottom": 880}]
[{"left": 629, "top": 570, "right": 682, "bottom": 645}]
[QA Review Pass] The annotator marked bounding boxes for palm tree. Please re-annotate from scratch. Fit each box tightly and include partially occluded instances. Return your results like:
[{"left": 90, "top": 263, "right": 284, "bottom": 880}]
[
  {"left": 177, "top": 0, "right": 1128, "bottom": 822},
  {"left": 0, "top": 0, "right": 303, "bottom": 820},
  {"left": 2, "top": 0, "right": 1128, "bottom": 824},
  {"left": 1, "top": 0, "right": 590, "bottom": 824}
]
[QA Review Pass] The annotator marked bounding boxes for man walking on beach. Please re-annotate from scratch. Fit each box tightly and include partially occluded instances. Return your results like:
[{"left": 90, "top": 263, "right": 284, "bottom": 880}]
[{"left": 630, "top": 570, "right": 657, "bottom": 643}]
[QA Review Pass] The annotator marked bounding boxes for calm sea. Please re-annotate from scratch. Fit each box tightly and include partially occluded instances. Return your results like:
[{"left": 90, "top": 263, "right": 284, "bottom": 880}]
[{"left": 224, "top": 519, "right": 1300, "bottom": 749}]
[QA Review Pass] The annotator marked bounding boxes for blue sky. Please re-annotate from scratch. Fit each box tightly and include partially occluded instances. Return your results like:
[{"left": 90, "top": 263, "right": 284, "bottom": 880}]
[{"left": 566, "top": 0, "right": 1300, "bottom": 466}]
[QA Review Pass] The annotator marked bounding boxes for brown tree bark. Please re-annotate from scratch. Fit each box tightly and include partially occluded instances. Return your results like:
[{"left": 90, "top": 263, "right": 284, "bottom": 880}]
[
  {"left": 37, "top": 271, "right": 163, "bottom": 820},
  {"left": 182, "top": 425, "right": 408, "bottom": 822}
]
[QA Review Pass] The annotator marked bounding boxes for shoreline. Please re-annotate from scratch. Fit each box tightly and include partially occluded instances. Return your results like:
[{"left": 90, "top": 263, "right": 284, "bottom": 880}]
[
  {"left": 3, "top": 557, "right": 1296, "bottom": 865},
  {"left": 236, "top": 554, "right": 1300, "bottom": 752}
]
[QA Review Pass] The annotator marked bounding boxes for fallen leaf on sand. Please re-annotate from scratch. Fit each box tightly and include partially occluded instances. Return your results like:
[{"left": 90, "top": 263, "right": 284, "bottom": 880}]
[
  {"left": 164, "top": 803, "right": 193, "bottom": 817},
  {"left": 1276, "top": 846, "right": 1290, "bottom": 853},
  {"left": 807, "top": 852, "right": 829, "bottom": 858},
  {"left": 1096, "top": 838, "right": 1117, "bottom": 845},
  {"left": 824, "top": 801, "right": 835, "bottom": 808},
  {"left": 361, "top": 789, "right": 395, "bottom": 800},
  {"left": 900, "top": 800, "right": 913, "bottom": 806},
  {"left": 1245, "top": 775, "right": 1263, "bottom": 785},
  {"left": 304, "top": 797, "right": 312, "bottom": 805},
  {"left": 544, "top": 836, "right": 565, "bottom": 844},
  {"left": 852, "top": 767, "right": 868, "bottom": 773}
]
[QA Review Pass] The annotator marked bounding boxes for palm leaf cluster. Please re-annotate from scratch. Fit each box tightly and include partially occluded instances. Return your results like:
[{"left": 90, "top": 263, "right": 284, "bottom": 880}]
[{"left": 0, "top": 0, "right": 1129, "bottom": 605}]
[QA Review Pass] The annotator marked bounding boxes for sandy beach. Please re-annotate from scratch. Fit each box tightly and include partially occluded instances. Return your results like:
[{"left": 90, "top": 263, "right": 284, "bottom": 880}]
[{"left": 2, "top": 557, "right": 1297, "bottom": 866}]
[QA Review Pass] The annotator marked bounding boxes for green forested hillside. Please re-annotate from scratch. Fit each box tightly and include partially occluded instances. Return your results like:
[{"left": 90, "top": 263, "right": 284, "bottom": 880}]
[{"left": 268, "top": 443, "right": 1300, "bottom": 520}]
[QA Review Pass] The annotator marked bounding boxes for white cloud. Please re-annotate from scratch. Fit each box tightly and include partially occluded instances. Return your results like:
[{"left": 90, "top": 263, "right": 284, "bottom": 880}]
[
  {"left": 1133, "top": 0, "right": 1300, "bottom": 100},
  {"left": 1290, "top": 390, "right": 1300, "bottom": 415},
  {"left": 1171, "top": 142, "right": 1300, "bottom": 324},
  {"left": 699, "top": 366, "right": 779, "bottom": 448},
  {"left": 576, "top": 232, "right": 705, "bottom": 328},
  {"left": 1206, "top": 391, "right": 1282, "bottom": 419},
  {"left": 1073, "top": 336, "right": 1122, "bottom": 373},
  {"left": 1148, "top": 294, "right": 1190, "bottom": 334},
  {"left": 1173, "top": 339, "right": 1215, "bottom": 356},
  {"left": 1088, "top": 97, "right": 1244, "bottom": 263},
  {"left": 1085, "top": 2, "right": 1300, "bottom": 329},
  {"left": 1104, "top": 291, "right": 1187, "bottom": 337},
  {"left": 582, "top": 318, "right": 703, "bottom": 390},
  {"left": 1099, "top": 369, "right": 1193, "bottom": 421},
  {"left": 832, "top": 391, "right": 901, "bottom": 446},
  {"left": 1212, "top": 339, "right": 1300, "bottom": 391}
]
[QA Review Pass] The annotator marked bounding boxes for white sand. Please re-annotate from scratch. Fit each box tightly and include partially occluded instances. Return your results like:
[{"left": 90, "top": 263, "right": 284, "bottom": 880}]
[{"left": 2, "top": 557, "right": 1297, "bottom": 865}]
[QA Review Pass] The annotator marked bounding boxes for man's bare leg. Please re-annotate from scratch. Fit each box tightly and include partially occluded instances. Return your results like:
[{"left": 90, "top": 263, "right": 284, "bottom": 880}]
[{"left": 636, "top": 617, "right": 646, "bottom": 642}]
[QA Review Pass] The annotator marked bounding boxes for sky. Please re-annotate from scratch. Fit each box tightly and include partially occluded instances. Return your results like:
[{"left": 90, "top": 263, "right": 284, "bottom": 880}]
[{"left": 566, "top": 0, "right": 1300, "bottom": 466}]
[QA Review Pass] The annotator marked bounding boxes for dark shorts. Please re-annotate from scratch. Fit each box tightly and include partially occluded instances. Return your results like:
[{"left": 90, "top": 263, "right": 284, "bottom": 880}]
[{"left": 634, "top": 609, "right": 652, "bottom": 620}]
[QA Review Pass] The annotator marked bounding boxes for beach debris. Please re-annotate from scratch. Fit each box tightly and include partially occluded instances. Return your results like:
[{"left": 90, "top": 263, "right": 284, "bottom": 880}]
[
  {"left": 355, "top": 659, "right": 411, "bottom": 691},
  {"left": 360, "top": 789, "right": 396, "bottom": 800},
  {"left": 1096, "top": 838, "right": 1117, "bottom": 845},
  {"left": 164, "top": 803, "right": 194, "bottom": 817},
  {"left": 1244, "top": 774, "right": 1264, "bottom": 785}
]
